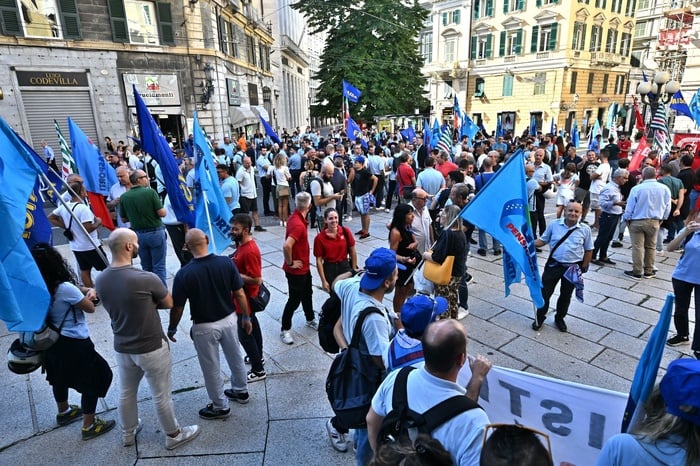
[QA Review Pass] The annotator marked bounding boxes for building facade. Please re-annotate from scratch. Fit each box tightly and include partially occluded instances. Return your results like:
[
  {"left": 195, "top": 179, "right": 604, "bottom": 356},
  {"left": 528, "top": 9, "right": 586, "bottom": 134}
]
[
  {"left": 462, "top": 0, "right": 636, "bottom": 139},
  {"left": 0, "top": 0, "right": 273, "bottom": 161}
]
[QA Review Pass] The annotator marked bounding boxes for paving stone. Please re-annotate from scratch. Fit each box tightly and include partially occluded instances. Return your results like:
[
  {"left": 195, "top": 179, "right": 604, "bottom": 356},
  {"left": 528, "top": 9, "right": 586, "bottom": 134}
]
[{"left": 264, "top": 419, "right": 353, "bottom": 466}]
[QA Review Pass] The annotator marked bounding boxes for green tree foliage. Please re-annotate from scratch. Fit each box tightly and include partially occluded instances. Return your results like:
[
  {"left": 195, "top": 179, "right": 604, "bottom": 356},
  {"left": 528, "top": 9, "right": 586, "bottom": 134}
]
[{"left": 292, "top": 0, "right": 429, "bottom": 121}]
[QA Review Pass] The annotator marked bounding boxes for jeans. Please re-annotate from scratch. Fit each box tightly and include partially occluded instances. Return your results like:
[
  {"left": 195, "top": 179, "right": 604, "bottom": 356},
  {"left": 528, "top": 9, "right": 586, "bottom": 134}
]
[
  {"left": 385, "top": 179, "right": 397, "bottom": 210},
  {"left": 116, "top": 339, "right": 180, "bottom": 436},
  {"left": 281, "top": 272, "right": 314, "bottom": 331},
  {"left": 237, "top": 312, "right": 264, "bottom": 373},
  {"left": 191, "top": 312, "right": 247, "bottom": 409},
  {"left": 136, "top": 228, "right": 168, "bottom": 286},
  {"left": 593, "top": 212, "right": 620, "bottom": 259},
  {"left": 665, "top": 216, "right": 685, "bottom": 242},
  {"left": 537, "top": 263, "right": 575, "bottom": 321},
  {"left": 672, "top": 278, "right": 700, "bottom": 351},
  {"left": 458, "top": 269, "right": 470, "bottom": 310},
  {"left": 260, "top": 176, "right": 275, "bottom": 214},
  {"left": 478, "top": 229, "right": 501, "bottom": 252},
  {"left": 629, "top": 219, "right": 660, "bottom": 275},
  {"left": 534, "top": 191, "right": 547, "bottom": 237},
  {"left": 355, "top": 427, "right": 372, "bottom": 466}
]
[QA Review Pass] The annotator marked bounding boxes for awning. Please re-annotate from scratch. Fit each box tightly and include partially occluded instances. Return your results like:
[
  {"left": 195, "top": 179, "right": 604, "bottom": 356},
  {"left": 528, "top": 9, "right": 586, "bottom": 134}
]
[
  {"left": 229, "top": 106, "right": 258, "bottom": 127},
  {"left": 251, "top": 105, "right": 270, "bottom": 122}
]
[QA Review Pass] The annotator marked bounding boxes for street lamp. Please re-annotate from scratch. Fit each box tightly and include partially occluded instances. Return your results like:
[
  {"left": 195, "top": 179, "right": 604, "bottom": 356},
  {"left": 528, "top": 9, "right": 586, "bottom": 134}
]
[{"left": 637, "top": 70, "right": 681, "bottom": 140}]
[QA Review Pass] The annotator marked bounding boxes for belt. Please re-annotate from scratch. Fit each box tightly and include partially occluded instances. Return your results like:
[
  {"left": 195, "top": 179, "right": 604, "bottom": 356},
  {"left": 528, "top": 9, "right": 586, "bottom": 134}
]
[{"left": 134, "top": 226, "right": 164, "bottom": 233}]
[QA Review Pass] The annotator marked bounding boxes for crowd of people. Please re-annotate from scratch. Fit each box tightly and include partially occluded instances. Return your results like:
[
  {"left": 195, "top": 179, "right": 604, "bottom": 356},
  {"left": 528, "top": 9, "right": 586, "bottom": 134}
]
[{"left": 23, "top": 124, "right": 700, "bottom": 464}]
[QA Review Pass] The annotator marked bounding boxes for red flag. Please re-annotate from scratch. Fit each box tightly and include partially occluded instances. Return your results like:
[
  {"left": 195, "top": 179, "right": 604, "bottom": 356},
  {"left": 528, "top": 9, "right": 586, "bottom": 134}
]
[
  {"left": 628, "top": 136, "right": 651, "bottom": 172},
  {"left": 87, "top": 192, "right": 115, "bottom": 231},
  {"left": 633, "top": 97, "right": 646, "bottom": 132}
]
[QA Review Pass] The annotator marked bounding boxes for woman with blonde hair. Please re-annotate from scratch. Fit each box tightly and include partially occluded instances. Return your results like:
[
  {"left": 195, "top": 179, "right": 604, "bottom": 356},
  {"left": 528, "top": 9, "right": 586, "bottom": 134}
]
[{"left": 270, "top": 153, "right": 292, "bottom": 226}]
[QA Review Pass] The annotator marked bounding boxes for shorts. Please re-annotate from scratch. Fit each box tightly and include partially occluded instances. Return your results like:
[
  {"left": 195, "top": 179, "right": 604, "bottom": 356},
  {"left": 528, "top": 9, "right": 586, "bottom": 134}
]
[
  {"left": 354, "top": 193, "right": 375, "bottom": 215},
  {"left": 240, "top": 196, "right": 258, "bottom": 213},
  {"left": 590, "top": 192, "right": 600, "bottom": 210},
  {"left": 74, "top": 248, "right": 108, "bottom": 272},
  {"left": 574, "top": 188, "right": 590, "bottom": 210}
]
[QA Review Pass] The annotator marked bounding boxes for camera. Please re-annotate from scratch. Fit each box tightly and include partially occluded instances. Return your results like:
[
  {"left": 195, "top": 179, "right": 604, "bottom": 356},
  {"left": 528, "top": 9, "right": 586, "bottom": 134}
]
[{"left": 63, "top": 229, "right": 74, "bottom": 241}]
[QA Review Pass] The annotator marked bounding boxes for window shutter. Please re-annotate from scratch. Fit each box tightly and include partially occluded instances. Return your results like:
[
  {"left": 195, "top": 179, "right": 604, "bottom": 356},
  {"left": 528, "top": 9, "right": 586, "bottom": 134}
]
[
  {"left": 454, "top": 10, "right": 460, "bottom": 24},
  {"left": 157, "top": 2, "right": 174, "bottom": 46},
  {"left": 531, "top": 25, "right": 539, "bottom": 53},
  {"left": 503, "top": 0, "right": 509, "bottom": 13},
  {"left": 580, "top": 23, "right": 587, "bottom": 51},
  {"left": 517, "top": 0, "right": 525, "bottom": 9},
  {"left": 107, "top": 0, "right": 128, "bottom": 43},
  {"left": 516, "top": 29, "right": 523, "bottom": 54},
  {"left": 218, "top": 16, "right": 227, "bottom": 53},
  {"left": 536, "top": 0, "right": 542, "bottom": 7},
  {"left": 471, "top": 36, "right": 477, "bottom": 59},
  {"left": 442, "top": 12, "right": 447, "bottom": 26},
  {"left": 486, "top": 0, "right": 494, "bottom": 17},
  {"left": 58, "top": 0, "right": 81, "bottom": 39},
  {"left": 500, "top": 31, "right": 506, "bottom": 56},
  {"left": 486, "top": 34, "right": 493, "bottom": 58},
  {"left": 0, "top": 0, "right": 23, "bottom": 36},
  {"left": 473, "top": 2, "right": 479, "bottom": 20},
  {"left": 630, "top": 0, "right": 636, "bottom": 16},
  {"left": 602, "top": 0, "right": 607, "bottom": 8},
  {"left": 548, "top": 23, "right": 558, "bottom": 51}
]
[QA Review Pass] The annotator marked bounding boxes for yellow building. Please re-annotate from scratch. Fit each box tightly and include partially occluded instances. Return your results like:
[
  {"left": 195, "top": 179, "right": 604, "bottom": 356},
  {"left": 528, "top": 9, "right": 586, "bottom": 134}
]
[{"left": 466, "top": 0, "right": 636, "bottom": 138}]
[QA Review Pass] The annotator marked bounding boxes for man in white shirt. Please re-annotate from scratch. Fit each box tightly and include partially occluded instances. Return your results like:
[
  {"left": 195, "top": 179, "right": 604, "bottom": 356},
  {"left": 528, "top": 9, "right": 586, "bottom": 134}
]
[{"left": 236, "top": 156, "right": 266, "bottom": 232}]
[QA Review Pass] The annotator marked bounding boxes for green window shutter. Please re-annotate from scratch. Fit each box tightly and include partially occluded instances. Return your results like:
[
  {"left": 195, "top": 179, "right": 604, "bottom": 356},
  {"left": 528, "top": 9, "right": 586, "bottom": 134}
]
[
  {"left": 503, "top": 0, "right": 509, "bottom": 13},
  {"left": 473, "top": 2, "right": 479, "bottom": 20},
  {"left": 107, "top": 0, "right": 128, "bottom": 43},
  {"left": 500, "top": 31, "right": 506, "bottom": 56},
  {"left": 442, "top": 12, "right": 447, "bottom": 26},
  {"left": 454, "top": 10, "right": 460, "bottom": 24},
  {"left": 157, "top": 2, "right": 174, "bottom": 46},
  {"left": 218, "top": 15, "right": 227, "bottom": 53},
  {"left": 536, "top": 0, "right": 542, "bottom": 7},
  {"left": 486, "top": 0, "right": 494, "bottom": 17},
  {"left": 471, "top": 36, "right": 477, "bottom": 59},
  {"left": 0, "top": 0, "right": 23, "bottom": 36},
  {"left": 58, "top": 0, "right": 81, "bottom": 39},
  {"left": 486, "top": 34, "right": 493, "bottom": 58},
  {"left": 548, "top": 23, "right": 558, "bottom": 51},
  {"left": 630, "top": 0, "right": 637, "bottom": 16},
  {"left": 517, "top": 0, "right": 525, "bottom": 9},
  {"left": 516, "top": 29, "right": 523, "bottom": 54},
  {"left": 602, "top": 0, "right": 607, "bottom": 8},
  {"left": 581, "top": 24, "right": 587, "bottom": 51},
  {"left": 531, "top": 25, "right": 539, "bottom": 53}
]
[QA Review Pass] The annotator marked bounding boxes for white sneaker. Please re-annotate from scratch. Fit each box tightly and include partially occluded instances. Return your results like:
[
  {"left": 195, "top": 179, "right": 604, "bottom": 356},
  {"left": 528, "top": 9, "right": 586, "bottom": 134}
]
[
  {"left": 326, "top": 418, "right": 348, "bottom": 452},
  {"left": 384, "top": 208, "right": 391, "bottom": 213},
  {"left": 306, "top": 318, "right": 319, "bottom": 330},
  {"left": 457, "top": 307, "right": 469, "bottom": 319},
  {"left": 122, "top": 418, "right": 143, "bottom": 447},
  {"left": 280, "top": 330, "right": 294, "bottom": 345},
  {"left": 344, "top": 215, "right": 352, "bottom": 221},
  {"left": 165, "top": 425, "right": 200, "bottom": 450}
]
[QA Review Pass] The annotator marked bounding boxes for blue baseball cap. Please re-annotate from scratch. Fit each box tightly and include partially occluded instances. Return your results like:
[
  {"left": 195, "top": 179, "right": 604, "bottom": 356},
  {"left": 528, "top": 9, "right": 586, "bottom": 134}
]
[
  {"left": 360, "top": 248, "right": 405, "bottom": 291},
  {"left": 660, "top": 358, "right": 700, "bottom": 426},
  {"left": 401, "top": 295, "right": 447, "bottom": 337},
  {"left": 355, "top": 155, "right": 366, "bottom": 165}
]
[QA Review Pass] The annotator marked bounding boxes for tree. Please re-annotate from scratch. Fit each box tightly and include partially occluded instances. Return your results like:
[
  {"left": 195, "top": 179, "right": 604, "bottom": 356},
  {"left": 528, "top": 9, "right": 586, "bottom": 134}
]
[{"left": 292, "top": 0, "right": 429, "bottom": 122}]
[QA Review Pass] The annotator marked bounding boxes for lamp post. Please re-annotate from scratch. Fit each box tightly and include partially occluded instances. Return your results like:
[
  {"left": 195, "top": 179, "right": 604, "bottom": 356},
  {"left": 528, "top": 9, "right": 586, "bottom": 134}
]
[
  {"left": 200, "top": 63, "right": 215, "bottom": 107},
  {"left": 636, "top": 70, "right": 680, "bottom": 140}
]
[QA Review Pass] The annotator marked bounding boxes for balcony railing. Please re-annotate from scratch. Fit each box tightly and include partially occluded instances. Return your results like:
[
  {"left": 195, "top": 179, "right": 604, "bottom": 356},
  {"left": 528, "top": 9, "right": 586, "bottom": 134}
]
[
  {"left": 590, "top": 51, "right": 624, "bottom": 66},
  {"left": 536, "top": 51, "right": 550, "bottom": 59},
  {"left": 504, "top": 55, "right": 516, "bottom": 63}
]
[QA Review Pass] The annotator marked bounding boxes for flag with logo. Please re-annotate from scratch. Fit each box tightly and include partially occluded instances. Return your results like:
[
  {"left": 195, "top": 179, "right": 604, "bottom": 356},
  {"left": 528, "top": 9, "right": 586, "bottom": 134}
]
[
  {"left": 348, "top": 117, "right": 368, "bottom": 150},
  {"left": 55, "top": 120, "right": 77, "bottom": 181},
  {"left": 688, "top": 89, "right": 700, "bottom": 127},
  {"left": 0, "top": 117, "right": 51, "bottom": 332},
  {"left": 459, "top": 150, "right": 544, "bottom": 307},
  {"left": 461, "top": 114, "right": 479, "bottom": 141},
  {"left": 670, "top": 90, "right": 693, "bottom": 119},
  {"left": 67, "top": 118, "right": 116, "bottom": 231},
  {"left": 628, "top": 135, "right": 651, "bottom": 172},
  {"left": 192, "top": 112, "right": 232, "bottom": 254},
  {"left": 133, "top": 86, "right": 194, "bottom": 227},
  {"left": 342, "top": 80, "right": 361, "bottom": 103},
  {"left": 400, "top": 125, "right": 416, "bottom": 144}
]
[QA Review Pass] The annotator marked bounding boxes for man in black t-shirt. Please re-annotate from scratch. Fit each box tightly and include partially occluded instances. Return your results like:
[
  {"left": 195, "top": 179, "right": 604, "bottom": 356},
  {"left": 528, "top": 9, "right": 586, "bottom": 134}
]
[
  {"left": 561, "top": 146, "right": 583, "bottom": 171},
  {"left": 575, "top": 151, "right": 599, "bottom": 224},
  {"left": 351, "top": 156, "right": 377, "bottom": 239},
  {"left": 603, "top": 137, "right": 620, "bottom": 172}
]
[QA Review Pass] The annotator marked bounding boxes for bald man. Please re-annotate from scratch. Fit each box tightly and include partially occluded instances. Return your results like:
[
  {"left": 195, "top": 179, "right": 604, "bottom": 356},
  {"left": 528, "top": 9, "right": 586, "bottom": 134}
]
[
  {"left": 409, "top": 188, "right": 433, "bottom": 254},
  {"left": 170, "top": 229, "right": 252, "bottom": 419},
  {"left": 108, "top": 166, "right": 132, "bottom": 228},
  {"left": 119, "top": 169, "right": 168, "bottom": 285},
  {"left": 96, "top": 228, "right": 200, "bottom": 449}
]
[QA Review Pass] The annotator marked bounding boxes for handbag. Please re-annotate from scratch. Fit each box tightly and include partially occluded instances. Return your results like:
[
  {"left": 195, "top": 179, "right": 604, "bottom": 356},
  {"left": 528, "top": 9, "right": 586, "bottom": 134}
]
[
  {"left": 20, "top": 305, "right": 75, "bottom": 351},
  {"left": 276, "top": 185, "right": 290, "bottom": 197},
  {"left": 249, "top": 282, "right": 271, "bottom": 313},
  {"left": 401, "top": 185, "right": 415, "bottom": 200},
  {"left": 423, "top": 251, "right": 454, "bottom": 286},
  {"left": 326, "top": 306, "right": 384, "bottom": 429}
]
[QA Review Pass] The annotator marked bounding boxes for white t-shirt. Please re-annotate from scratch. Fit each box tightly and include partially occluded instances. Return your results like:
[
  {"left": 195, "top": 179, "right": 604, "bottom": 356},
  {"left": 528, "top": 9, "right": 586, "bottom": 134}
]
[
  {"left": 52, "top": 201, "right": 98, "bottom": 252},
  {"left": 236, "top": 165, "right": 257, "bottom": 198},
  {"left": 310, "top": 177, "right": 335, "bottom": 210},
  {"left": 591, "top": 162, "right": 611, "bottom": 195},
  {"left": 108, "top": 183, "right": 130, "bottom": 228}
]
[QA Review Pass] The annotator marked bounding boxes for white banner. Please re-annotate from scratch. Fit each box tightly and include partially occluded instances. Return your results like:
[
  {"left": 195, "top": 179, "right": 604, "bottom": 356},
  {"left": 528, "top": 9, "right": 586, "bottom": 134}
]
[{"left": 458, "top": 365, "right": 627, "bottom": 466}]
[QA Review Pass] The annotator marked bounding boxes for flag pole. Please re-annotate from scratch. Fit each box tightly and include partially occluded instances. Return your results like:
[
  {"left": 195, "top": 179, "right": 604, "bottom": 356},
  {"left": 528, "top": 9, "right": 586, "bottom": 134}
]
[{"left": 199, "top": 190, "right": 219, "bottom": 253}]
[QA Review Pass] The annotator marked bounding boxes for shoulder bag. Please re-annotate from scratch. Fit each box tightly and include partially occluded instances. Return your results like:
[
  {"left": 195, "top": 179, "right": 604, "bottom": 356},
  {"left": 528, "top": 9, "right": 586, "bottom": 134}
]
[{"left": 20, "top": 305, "right": 75, "bottom": 351}]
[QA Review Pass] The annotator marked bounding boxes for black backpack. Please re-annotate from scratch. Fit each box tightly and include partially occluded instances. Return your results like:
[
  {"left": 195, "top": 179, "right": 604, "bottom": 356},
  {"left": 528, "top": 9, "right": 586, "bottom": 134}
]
[
  {"left": 318, "top": 292, "right": 342, "bottom": 353},
  {"left": 326, "top": 306, "right": 384, "bottom": 429},
  {"left": 377, "top": 366, "right": 480, "bottom": 447}
]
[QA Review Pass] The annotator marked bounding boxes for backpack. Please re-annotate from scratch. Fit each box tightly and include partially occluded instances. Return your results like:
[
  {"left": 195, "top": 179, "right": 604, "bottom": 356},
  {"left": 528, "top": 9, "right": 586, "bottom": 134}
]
[
  {"left": 326, "top": 306, "right": 384, "bottom": 429},
  {"left": 377, "top": 366, "right": 480, "bottom": 447},
  {"left": 318, "top": 292, "right": 342, "bottom": 353}
]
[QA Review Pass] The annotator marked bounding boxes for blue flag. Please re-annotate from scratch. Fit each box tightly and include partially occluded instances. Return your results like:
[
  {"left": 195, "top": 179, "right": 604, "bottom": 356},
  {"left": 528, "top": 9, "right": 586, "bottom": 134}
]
[
  {"left": 192, "top": 112, "right": 233, "bottom": 254},
  {"left": 670, "top": 91, "right": 693, "bottom": 119},
  {"left": 529, "top": 114, "right": 537, "bottom": 136},
  {"left": 25, "top": 181, "right": 53, "bottom": 248},
  {"left": 431, "top": 119, "right": 441, "bottom": 144},
  {"left": 133, "top": 86, "right": 195, "bottom": 227},
  {"left": 68, "top": 118, "right": 117, "bottom": 196},
  {"left": 572, "top": 120, "right": 580, "bottom": 148},
  {"left": 689, "top": 89, "right": 700, "bottom": 127},
  {"left": 478, "top": 120, "right": 488, "bottom": 136},
  {"left": 342, "top": 80, "right": 362, "bottom": 103},
  {"left": 496, "top": 114, "right": 503, "bottom": 138},
  {"left": 461, "top": 114, "right": 479, "bottom": 140},
  {"left": 347, "top": 117, "right": 367, "bottom": 150},
  {"left": 459, "top": 151, "right": 544, "bottom": 307},
  {"left": 621, "top": 293, "right": 674, "bottom": 433},
  {"left": 588, "top": 120, "right": 601, "bottom": 151},
  {"left": 424, "top": 118, "right": 433, "bottom": 150},
  {"left": 0, "top": 117, "right": 51, "bottom": 332},
  {"left": 400, "top": 126, "right": 416, "bottom": 144},
  {"left": 259, "top": 115, "right": 281, "bottom": 144}
]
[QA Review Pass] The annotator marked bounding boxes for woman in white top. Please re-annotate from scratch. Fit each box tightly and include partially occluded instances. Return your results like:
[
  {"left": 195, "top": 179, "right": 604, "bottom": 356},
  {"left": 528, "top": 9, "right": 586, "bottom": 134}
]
[{"left": 270, "top": 153, "right": 292, "bottom": 225}]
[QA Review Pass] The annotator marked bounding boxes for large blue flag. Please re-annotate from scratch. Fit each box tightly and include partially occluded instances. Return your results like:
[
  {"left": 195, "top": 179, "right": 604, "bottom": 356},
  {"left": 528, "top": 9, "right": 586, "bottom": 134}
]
[
  {"left": 192, "top": 112, "right": 232, "bottom": 254},
  {"left": 24, "top": 182, "right": 53, "bottom": 248},
  {"left": 461, "top": 114, "right": 479, "bottom": 140},
  {"left": 572, "top": 120, "right": 580, "bottom": 148},
  {"left": 431, "top": 119, "right": 441, "bottom": 144},
  {"left": 621, "top": 293, "right": 674, "bottom": 432},
  {"left": 588, "top": 119, "right": 601, "bottom": 151},
  {"left": 670, "top": 91, "right": 693, "bottom": 119},
  {"left": 689, "top": 89, "right": 700, "bottom": 127},
  {"left": 347, "top": 117, "right": 367, "bottom": 150},
  {"left": 459, "top": 151, "right": 544, "bottom": 307},
  {"left": 133, "top": 86, "right": 195, "bottom": 227},
  {"left": 68, "top": 118, "right": 117, "bottom": 197},
  {"left": 400, "top": 125, "right": 416, "bottom": 144},
  {"left": 259, "top": 115, "right": 281, "bottom": 144},
  {"left": 424, "top": 118, "right": 433, "bottom": 150},
  {"left": 0, "top": 117, "right": 51, "bottom": 331},
  {"left": 342, "top": 80, "right": 362, "bottom": 103}
]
